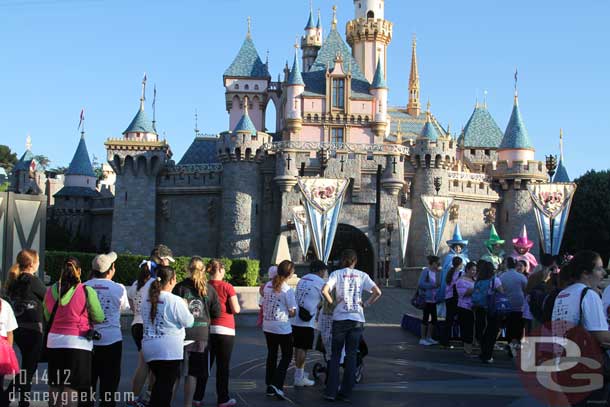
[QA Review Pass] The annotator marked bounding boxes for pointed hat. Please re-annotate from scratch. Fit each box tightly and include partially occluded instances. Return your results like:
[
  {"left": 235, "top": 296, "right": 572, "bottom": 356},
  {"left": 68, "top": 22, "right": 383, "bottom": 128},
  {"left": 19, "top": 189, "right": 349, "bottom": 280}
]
[
  {"left": 512, "top": 225, "right": 534, "bottom": 250},
  {"left": 485, "top": 225, "right": 505, "bottom": 250},
  {"left": 447, "top": 224, "right": 468, "bottom": 246}
]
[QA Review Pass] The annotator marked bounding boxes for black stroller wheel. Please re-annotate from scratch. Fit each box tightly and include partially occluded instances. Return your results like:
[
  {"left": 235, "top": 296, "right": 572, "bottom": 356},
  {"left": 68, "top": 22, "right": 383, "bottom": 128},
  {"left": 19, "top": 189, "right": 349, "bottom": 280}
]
[{"left": 312, "top": 362, "right": 326, "bottom": 380}]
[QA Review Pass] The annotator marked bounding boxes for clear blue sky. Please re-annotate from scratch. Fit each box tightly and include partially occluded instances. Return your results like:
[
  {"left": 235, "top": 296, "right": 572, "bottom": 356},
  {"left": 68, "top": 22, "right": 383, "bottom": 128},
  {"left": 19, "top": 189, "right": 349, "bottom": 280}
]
[{"left": 1, "top": 0, "right": 608, "bottom": 178}]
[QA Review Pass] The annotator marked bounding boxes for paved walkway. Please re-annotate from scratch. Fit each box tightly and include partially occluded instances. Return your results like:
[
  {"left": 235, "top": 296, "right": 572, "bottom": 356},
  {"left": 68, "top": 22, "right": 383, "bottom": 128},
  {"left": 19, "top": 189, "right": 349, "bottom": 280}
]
[{"left": 363, "top": 287, "right": 416, "bottom": 326}]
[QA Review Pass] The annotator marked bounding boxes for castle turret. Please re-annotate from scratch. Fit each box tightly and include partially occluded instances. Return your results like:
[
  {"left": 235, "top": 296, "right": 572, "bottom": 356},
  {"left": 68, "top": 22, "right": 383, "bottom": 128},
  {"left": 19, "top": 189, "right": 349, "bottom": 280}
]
[
  {"left": 406, "top": 35, "right": 421, "bottom": 117},
  {"left": 370, "top": 57, "right": 388, "bottom": 139},
  {"left": 62, "top": 132, "right": 97, "bottom": 190},
  {"left": 346, "top": 0, "right": 392, "bottom": 84},
  {"left": 553, "top": 129, "right": 570, "bottom": 182},
  {"left": 218, "top": 97, "right": 272, "bottom": 258},
  {"left": 11, "top": 135, "right": 46, "bottom": 195},
  {"left": 224, "top": 19, "right": 271, "bottom": 132},
  {"left": 408, "top": 103, "right": 457, "bottom": 265},
  {"left": 301, "top": 6, "right": 322, "bottom": 72},
  {"left": 285, "top": 44, "right": 306, "bottom": 138},
  {"left": 106, "top": 77, "right": 171, "bottom": 254},
  {"left": 492, "top": 91, "right": 546, "bottom": 257}
]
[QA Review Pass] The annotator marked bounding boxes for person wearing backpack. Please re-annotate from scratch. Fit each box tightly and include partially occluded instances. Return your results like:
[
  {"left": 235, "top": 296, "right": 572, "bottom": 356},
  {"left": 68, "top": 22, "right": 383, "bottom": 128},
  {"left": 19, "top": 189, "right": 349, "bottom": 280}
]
[
  {"left": 418, "top": 256, "right": 441, "bottom": 346},
  {"left": 552, "top": 251, "right": 610, "bottom": 407},
  {"left": 499, "top": 257, "right": 527, "bottom": 358},
  {"left": 472, "top": 260, "right": 504, "bottom": 363}
]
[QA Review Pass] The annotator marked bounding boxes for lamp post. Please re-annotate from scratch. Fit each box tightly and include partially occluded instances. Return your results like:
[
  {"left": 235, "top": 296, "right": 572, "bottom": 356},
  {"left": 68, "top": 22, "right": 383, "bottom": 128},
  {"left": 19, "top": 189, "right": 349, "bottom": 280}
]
[
  {"left": 433, "top": 177, "right": 442, "bottom": 195},
  {"left": 545, "top": 155, "right": 557, "bottom": 182}
]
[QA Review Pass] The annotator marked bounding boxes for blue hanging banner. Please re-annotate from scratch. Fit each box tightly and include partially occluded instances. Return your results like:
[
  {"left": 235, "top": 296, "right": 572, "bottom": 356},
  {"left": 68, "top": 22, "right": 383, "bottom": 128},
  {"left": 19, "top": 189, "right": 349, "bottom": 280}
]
[
  {"left": 292, "top": 205, "right": 311, "bottom": 260},
  {"left": 528, "top": 183, "right": 577, "bottom": 255},
  {"left": 421, "top": 195, "right": 454, "bottom": 256},
  {"left": 297, "top": 178, "right": 350, "bottom": 263}
]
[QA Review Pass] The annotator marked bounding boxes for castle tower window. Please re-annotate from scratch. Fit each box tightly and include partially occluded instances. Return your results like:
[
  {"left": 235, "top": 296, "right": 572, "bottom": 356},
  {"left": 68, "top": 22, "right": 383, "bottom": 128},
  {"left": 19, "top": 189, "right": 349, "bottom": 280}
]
[
  {"left": 235, "top": 84, "right": 239, "bottom": 90},
  {"left": 367, "top": 10, "right": 375, "bottom": 19},
  {"left": 331, "top": 128, "right": 344, "bottom": 143},
  {"left": 244, "top": 84, "right": 250, "bottom": 90},
  {"left": 484, "top": 149, "right": 490, "bottom": 156},
  {"left": 332, "top": 79, "right": 345, "bottom": 109},
  {"left": 470, "top": 149, "right": 476, "bottom": 155},
  {"left": 254, "top": 84, "right": 259, "bottom": 90}
]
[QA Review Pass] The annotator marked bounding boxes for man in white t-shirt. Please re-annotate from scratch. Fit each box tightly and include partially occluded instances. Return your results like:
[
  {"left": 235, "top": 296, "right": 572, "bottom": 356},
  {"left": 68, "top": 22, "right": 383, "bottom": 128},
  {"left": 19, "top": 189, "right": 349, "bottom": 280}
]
[
  {"left": 85, "top": 252, "right": 130, "bottom": 407},
  {"left": 322, "top": 249, "right": 382, "bottom": 402},
  {"left": 291, "top": 260, "right": 328, "bottom": 387}
]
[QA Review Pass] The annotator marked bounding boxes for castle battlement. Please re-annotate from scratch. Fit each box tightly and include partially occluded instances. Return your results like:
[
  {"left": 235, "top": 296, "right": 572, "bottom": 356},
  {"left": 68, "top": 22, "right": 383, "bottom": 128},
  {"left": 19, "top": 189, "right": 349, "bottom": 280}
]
[
  {"left": 410, "top": 137, "right": 456, "bottom": 169},
  {"left": 217, "top": 131, "right": 272, "bottom": 162},
  {"left": 490, "top": 159, "right": 546, "bottom": 177},
  {"left": 346, "top": 18, "right": 393, "bottom": 45}
]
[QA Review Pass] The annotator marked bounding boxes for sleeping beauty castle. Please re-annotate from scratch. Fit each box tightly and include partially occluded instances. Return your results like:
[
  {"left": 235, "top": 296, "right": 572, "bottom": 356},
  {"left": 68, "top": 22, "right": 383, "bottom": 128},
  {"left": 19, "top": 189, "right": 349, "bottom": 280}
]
[{"left": 11, "top": 0, "right": 572, "bottom": 278}]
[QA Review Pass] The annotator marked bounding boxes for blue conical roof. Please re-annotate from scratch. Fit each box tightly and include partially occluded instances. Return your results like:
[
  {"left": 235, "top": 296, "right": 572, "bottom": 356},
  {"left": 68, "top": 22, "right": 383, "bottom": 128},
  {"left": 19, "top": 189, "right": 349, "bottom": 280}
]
[
  {"left": 421, "top": 119, "right": 440, "bottom": 141},
  {"left": 288, "top": 52, "right": 305, "bottom": 86},
  {"left": 66, "top": 135, "right": 96, "bottom": 177},
  {"left": 233, "top": 111, "right": 257, "bottom": 135},
  {"left": 13, "top": 149, "right": 35, "bottom": 171},
  {"left": 554, "top": 159, "right": 570, "bottom": 182},
  {"left": 305, "top": 8, "right": 315, "bottom": 29},
  {"left": 124, "top": 107, "right": 156, "bottom": 134},
  {"left": 316, "top": 12, "right": 322, "bottom": 29},
  {"left": 462, "top": 105, "right": 503, "bottom": 148},
  {"left": 224, "top": 35, "right": 270, "bottom": 79},
  {"left": 499, "top": 98, "right": 533, "bottom": 150},
  {"left": 370, "top": 58, "right": 387, "bottom": 89}
]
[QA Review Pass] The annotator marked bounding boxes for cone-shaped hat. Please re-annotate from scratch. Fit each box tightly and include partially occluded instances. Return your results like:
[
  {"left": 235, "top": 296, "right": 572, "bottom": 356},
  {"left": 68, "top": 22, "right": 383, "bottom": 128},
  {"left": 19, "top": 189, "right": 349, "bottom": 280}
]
[
  {"left": 512, "top": 225, "right": 534, "bottom": 250},
  {"left": 447, "top": 224, "right": 469, "bottom": 246}
]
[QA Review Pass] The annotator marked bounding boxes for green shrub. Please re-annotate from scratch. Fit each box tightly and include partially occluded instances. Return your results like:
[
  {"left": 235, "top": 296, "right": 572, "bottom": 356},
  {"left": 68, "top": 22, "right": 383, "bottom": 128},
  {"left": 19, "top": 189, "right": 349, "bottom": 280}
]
[{"left": 45, "top": 251, "right": 260, "bottom": 287}]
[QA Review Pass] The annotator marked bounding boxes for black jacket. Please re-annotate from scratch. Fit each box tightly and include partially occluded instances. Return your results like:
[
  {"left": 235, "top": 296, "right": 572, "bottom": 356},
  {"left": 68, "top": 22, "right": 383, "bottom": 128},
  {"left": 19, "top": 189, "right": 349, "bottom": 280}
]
[
  {"left": 173, "top": 278, "right": 221, "bottom": 342},
  {"left": 7, "top": 273, "right": 47, "bottom": 331}
]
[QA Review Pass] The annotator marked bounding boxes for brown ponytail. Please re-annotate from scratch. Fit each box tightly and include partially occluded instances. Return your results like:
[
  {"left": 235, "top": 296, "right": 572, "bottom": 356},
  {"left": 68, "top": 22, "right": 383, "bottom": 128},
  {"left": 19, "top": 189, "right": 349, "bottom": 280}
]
[
  {"left": 59, "top": 257, "right": 82, "bottom": 297},
  {"left": 205, "top": 259, "right": 223, "bottom": 278},
  {"left": 5, "top": 249, "right": 38, "bottom": 292},
  {"left": 149, "top": 266, "right": 176, "bottom": 323},
  {"left": 272, "top": 260, "right": 294, "bottom": 292},
  {"left": 189, "top": 257, "right": 207, "bottom": 297}
]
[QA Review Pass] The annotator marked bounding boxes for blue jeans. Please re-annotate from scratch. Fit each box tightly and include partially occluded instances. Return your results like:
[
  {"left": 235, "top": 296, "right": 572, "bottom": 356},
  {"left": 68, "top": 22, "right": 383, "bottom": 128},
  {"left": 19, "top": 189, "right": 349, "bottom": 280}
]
[{"left": 325, "top": 319, "right": 364, "bottom": 398}]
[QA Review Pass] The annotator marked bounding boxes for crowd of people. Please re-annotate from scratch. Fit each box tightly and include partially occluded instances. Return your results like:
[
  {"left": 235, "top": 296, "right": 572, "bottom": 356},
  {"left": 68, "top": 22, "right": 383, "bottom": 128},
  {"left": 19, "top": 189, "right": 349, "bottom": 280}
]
[
  {"left": 0, "top": 245, "right": 382, "bottom": 407},
  {"left": 415, "top": 224, "right": 610, "bottom": 405}
]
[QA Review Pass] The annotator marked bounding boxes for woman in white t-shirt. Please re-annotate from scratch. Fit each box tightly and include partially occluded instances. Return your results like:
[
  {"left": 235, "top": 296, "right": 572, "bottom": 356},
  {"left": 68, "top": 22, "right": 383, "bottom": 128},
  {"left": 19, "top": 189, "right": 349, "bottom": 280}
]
[
  {"left": 262, "top": 260, "right": 297, "bottom": 400},
  {"left": 0, "top": 296, "right": 19, "bottom": 404},
  {"left": 141, "top": 266, "right": 194, "bottom": 407}
]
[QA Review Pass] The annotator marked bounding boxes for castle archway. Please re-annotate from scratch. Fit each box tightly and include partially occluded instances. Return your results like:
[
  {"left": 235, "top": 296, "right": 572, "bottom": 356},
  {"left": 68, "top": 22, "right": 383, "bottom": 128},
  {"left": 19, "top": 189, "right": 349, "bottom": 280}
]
[{"left": 328, "top": 224, "right": 375, "bottom": 278}]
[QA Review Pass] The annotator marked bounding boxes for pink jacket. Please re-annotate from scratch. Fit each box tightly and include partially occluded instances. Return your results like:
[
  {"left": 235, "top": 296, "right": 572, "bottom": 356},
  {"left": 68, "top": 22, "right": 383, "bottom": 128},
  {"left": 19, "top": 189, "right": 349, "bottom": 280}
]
[{"left": 44, "top": 284, "right": 91, "bottom": 337}]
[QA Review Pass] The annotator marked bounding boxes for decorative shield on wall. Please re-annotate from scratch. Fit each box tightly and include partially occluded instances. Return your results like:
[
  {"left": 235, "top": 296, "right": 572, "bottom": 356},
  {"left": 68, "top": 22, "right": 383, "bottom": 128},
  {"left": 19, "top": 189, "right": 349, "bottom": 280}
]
[
  {"left": 528, "top": 183, "right": 577, "bottom": 255},
  {"left": 397, "top": 207, "right": 412, "bottom": 263},
  {"left": 421, "top": 195, "right": 454, "bottom": 256},
  {"left": 297, "top": 178, "right": 350, "bottom": 263},
  {"left": 292, "top": 205, "right": 311, "bottom": 259}
]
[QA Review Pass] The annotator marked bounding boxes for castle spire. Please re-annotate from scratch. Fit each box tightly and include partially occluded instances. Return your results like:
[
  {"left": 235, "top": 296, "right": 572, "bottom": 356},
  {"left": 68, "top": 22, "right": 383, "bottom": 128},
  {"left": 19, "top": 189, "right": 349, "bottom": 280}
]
[
  {"left": 331, "top": 5, "right": 338, "bottom": 31},
  {"left": 559, "top": 128, "right": 564, "bottom": 160},
  {"left": 407, "top": 34, "right": 421, "bottom": 116},
  {"left": 140, "top": 72, "right": 147, "bottom": 111},
  {"left": 317, "top": 8, "right": 322, "bottom": 29},
  {"left": 305, "top": 1, "right": 315, "bottom": 29},
  {"left": 247, "top": 16, "right": 252, "bottom": 39},
  {"left": 25, "top": 134, "right": 32, "bottom": 151},
  {"left": 554, "top": 128, "right": 570, "bottom": 182},
  {"left": 288, "top": 39, "right": 305, "bottom": 86}
]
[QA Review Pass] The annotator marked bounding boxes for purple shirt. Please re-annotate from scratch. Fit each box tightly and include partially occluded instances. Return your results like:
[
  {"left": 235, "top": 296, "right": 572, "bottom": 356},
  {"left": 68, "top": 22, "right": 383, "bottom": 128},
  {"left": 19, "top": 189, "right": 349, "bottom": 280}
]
[{"left": 456, "top": 278, "right": 475, "bottom": 310}]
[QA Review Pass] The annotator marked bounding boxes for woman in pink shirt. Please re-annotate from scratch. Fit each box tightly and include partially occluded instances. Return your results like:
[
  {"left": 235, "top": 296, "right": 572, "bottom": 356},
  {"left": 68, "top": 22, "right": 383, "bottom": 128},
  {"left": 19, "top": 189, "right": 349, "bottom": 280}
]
[
  {"left": 43, "top": 257, "right": 104, "bottom": 407},
  {"left": 456, "top": 262, "right": 477, "bottom": 355}
]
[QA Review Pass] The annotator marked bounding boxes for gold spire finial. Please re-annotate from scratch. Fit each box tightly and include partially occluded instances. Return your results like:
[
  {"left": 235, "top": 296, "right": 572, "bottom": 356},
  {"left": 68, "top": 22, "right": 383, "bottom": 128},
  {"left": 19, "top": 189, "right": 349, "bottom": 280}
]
[
  {"left": 483, "top": 90, "right": 488, "bottom": 108},
  {"left": 559, "top": 128, "right": 564, "bottom": 160},
  {"left": 331, "top": 5, "right": 337, "bottom": 31},
  {"left": 407, "top": 34, "right": 421, "bottom": 116},
  {"left": 425, "top": 99, "right": 431, "bottom": 122},
  {"left": 25, "top": 134, "right": 32, "bottom": 151},
  {"left": 244, "top": 96, "right": 249, "bottom": 115},
  {"left": 514, "top": 67, "right": 519, "bottom": 104},
  {"left": 295, "top": 36, "right": 300, "bottom": 50},
  {"left": 247, "top": 16, "right": 252, "bottom": 38}
]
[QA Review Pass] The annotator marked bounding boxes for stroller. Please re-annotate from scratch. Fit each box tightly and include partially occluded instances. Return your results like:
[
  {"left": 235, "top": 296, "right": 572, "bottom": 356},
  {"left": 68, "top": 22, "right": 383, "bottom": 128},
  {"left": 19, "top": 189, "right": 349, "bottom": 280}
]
[{"left": 311, "top": 297, "right": 368, "bottom": 384}]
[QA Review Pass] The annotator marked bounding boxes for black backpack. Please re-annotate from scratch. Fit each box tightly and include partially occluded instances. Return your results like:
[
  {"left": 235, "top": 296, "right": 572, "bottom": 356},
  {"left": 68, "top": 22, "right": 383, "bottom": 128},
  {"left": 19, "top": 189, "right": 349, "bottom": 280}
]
[{"left": 528, "top": 284, "right": 548, "bottom": 322}]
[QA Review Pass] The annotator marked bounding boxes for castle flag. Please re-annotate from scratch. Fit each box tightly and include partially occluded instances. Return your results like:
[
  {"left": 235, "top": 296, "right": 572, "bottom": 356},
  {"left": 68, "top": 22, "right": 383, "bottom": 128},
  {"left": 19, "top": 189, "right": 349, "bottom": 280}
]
[
  {"left": 528, "top": 183, "right": 577, "bottom": 255},
  {"left": 292, "top": 205, "right": 311, "bottom": 260},
  {"left": 397, "top": 207, "right": 412, "bottom": 263},
  {"left": 421, "top": 195, "right": 454, "bottom": 256},
  {"left": 297, "top": 177, "right": 349, "bottom": 263}
]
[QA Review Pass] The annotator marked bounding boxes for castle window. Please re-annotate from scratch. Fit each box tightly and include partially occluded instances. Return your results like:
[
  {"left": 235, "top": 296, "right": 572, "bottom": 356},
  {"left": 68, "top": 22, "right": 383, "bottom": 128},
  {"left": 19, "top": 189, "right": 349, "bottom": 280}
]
[
  {"left": 470, "top": 149, "right": 476, "bottom": 155},
  {"left": 484, "top": 149, "right": 490, "bottom": 156},
  {"left": 254, "top": 84, "right": 259, "bottom": 90},
  {"left": 367, "top": 10, "right": 375, "bottom": 19},
  {"left": 331, "top": 128, "right": 344, "bottom": 144},
  {"left": 235, "top": 84, "right": 239, "bottom": 90},
  {"left": 332, "top": 79, "right": 345, "bottom": 109},
  {"left": 245, "top": 84, "right": 250, "bottom": 90}
]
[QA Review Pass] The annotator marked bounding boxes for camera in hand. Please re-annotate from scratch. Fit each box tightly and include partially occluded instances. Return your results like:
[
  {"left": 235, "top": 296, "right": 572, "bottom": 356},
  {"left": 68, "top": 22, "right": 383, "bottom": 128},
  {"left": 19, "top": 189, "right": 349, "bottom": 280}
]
[{"left": 84, "top": 329, "right": 102, "bottom": 341}]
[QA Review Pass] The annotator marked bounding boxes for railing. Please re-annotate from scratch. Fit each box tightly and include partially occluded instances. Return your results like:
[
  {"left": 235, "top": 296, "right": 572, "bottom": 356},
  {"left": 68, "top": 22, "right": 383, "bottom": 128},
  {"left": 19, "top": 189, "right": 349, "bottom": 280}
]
[
  {"left": 263, "top": 141, "right": 410, "bottom": 155},
  {"left": 165, "top": 164, "right": 223, "bottom": 173},
  {"left": 447, "top": 170, "right": 490, "bottom": 182}
]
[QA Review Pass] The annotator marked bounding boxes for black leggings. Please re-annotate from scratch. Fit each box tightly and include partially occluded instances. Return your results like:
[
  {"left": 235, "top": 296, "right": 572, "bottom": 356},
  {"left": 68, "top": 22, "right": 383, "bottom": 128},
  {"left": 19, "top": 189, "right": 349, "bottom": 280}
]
[
  {"left": 195, "top": 334, "right": 235, "bottom": 404},
  {"left": 264, "top": 332, "right": 293, "bottom": 390},
  {"left": 422, "top": 303, "right": 437, "bottom": 326},
  {"left": 505, "top": 311, "right": 524, "bottom": 343},
  {"left": 11, "top": 328, "right": 43, "bottom": 404},
  {"left": 441, "top": 296, "right": 458, "bottom": 345},
  {"left": 92, "top": 341, "right": 123, "bottom": 407},
  {"left": 147, "top": 360, "right": 181, "bottom": 407},
  {"left": 475, "top": 308, "right": 499, "bottom": 361},
  {"left": 458, "top": 307, "right": 474, "bottom": 345}
]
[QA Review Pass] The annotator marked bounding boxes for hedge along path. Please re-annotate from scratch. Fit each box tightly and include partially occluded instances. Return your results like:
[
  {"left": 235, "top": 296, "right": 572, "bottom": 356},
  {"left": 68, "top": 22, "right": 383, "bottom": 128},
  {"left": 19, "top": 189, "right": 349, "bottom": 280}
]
[{"left": 45, "top": 251, "right": 260, "bottom": 287}]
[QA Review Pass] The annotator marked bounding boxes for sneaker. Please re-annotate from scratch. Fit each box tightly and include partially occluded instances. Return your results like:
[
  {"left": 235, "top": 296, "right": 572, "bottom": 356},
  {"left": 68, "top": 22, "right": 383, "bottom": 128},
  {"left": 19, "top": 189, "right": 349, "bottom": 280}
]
[
  {"left": 218, "top": 399, "right": 237, "bottom": 407},
  {"left": 419, "top": 338, "right": 431, "bottom": 346},
  {"left": 427, "top": 338, "right": 439, "bottom": 345},
  {"left": 266, "top": 386, "right": 275, "bottom": 397},
  {"left": 270, "top": 385, "right": 288, "bottom": 400},
  {"left": 323, "top": 394, "right": 336, "bottom": 401},
  {"left": 482, "top": 358, "right": 494, "bottom": 364},
  {"left": 294, "top": 376, "right": 315, "bottom": 387}
]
